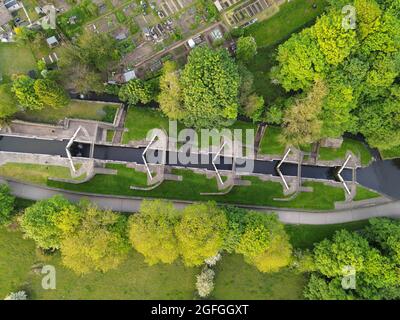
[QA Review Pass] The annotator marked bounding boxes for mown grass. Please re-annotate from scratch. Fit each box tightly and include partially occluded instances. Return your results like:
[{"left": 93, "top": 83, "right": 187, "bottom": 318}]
[
  {"left": 0, "top": 43, "right": 36, "bottom": 78},
  {"left": 353, "top": 186, "right": 381, "bottom": 202},
  {"left": 259, "top": 126, "right": 286, "bottom": 155},
  {"left": 16, "top": 101, "right": 118, "bottom": 124},
  {"left": 213, "top": 254, "right": 306, "bottom": 300},
  {"left": 245, "top": 0, "right": 329, "bottom": 48},
  {"left": 285, "top": 220, "right": 370, "bottom": 249},
  {"left": 48, "top": 164, "right": 345, "bottom": 210},
  {"left": 0, "top": 163, "right": 85, "bottom": 185},
  {"left": 123, "top": 107, "right": 257, "bottom": 148},
  {"left": 318, "top": 138, "right": 373, "bottom": 166}
]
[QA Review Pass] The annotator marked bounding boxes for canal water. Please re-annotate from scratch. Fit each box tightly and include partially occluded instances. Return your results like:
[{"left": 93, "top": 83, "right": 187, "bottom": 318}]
[{"left": 0, "top": 135, "right": 398, "bottom": 199}]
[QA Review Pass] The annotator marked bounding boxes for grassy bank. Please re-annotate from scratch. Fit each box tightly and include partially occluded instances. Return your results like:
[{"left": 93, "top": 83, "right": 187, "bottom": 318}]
[
  {"left": 47, "top": 164, "right": 346, "bottom": 210},
  {"left": 16, "top": 101, "right": 118, "bottom": 124}
]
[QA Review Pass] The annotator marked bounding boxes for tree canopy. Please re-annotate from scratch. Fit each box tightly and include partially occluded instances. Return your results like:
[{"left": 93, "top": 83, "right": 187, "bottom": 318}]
[
  {"left": 180, "top": 47, "right": 240, "bottom": 128},
  {"left": 273, "top": 0, "right": 400, "bottom": 149},
  {"left": 128, "top": 200, "right": 180, "bottom": 265}
]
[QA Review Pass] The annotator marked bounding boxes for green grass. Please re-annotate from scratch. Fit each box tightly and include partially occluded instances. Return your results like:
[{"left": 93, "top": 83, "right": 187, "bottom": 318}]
[
  {"left": 0, "top": 163, "right": 85, "bottom": 185},
  {"left": 123, "top": 107, "right": 257, "bottom": 148},
  {"left": 318, "top": 138, "right": 373, "bottom": 166},
  {"left": 259, "top": 126, "right": 286, "bottom": 155},
  {"left": 353, "top": 186, "right": 381, "bottom": 202},
  {"left": 16, "top": 100, "right": 118, "bottom": 124},
  {"left": 0, "top": 227, "right": 37, "bottom": 298},
  {"left": 0, "top": 43, "right": 36, "bottom": 78},
  {"left": 213, "top": 254, "right": 306, "bottom": 300},
  {"left": 245, "top": 0, "right": 329, "bottom": 48},
  {"left": 48, "top": 164, "right": 345, "bottom": 210},
  {"left": 380, "top": 145, "right": 400, "bottom": 160},
  {"left": 285, "top": 220, "right": 370, "bottom": 249},
  {"left": 115, "top": 10, "right": 127, "bottom": 23},
  {"left": 123, "top": 107, "right": 170, "bottom": 143},
  {"left": 0, "top": 83, "right": 18, "bottom": 117}
]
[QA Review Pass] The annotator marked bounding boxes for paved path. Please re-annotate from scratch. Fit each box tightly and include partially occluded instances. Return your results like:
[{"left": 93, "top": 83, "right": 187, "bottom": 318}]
[{"left": 2, "top": 178, "right": 399, "bottom": 225}]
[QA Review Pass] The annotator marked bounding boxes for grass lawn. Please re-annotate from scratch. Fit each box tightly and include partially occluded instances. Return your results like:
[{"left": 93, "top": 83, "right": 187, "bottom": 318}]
[
  {"left": 0, "top": 43, "right": 36, "bottom": 79},
  {"left": 285, "top": 220, "right": 370, "bottom": 249},
  {"left": 245, "top": 0, "right": 329, "bottom": 48},
  {"left": 0, "top": 83, "right": 18, "bottom": 117},
  {"left": 123, "top": 107, "right": 170, "bottom": 143},
  {"left": 123, "top": 107, "right": 258, "bottom": 148},
  {"left": 353, "top": 186, "right": 381, "bottom": 202},
  {"left": 16, "top": 101, "right": 118, "bottom": 124},
  {"left": 380, "top": 145, "right": 400, "bottom": 160},
  {"left": 318, "top": 138, "right": 373, "bottom": 166},
  {"left": 48, "top": 164, "right": 345, "bottom": 210},
  {"left": 213, "top": 254, "right": 306, "bottom": 300},
  {"left": 259, "top": 126, "right": 286, "bottom": 155},
  {"left": 0, "top": 163, "right": 85, "bottom": 185}
]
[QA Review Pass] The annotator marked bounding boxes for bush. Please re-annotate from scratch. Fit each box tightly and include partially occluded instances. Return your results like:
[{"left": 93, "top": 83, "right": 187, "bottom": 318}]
[
  {"left": 196, "top": 267, "right": 215, "bottom": 298},
  {"left": 0, "top": 184, "right": 15, "bottom": 226},
  {"left": 4, "top": 291, "right": 27, "bottom": 300}
]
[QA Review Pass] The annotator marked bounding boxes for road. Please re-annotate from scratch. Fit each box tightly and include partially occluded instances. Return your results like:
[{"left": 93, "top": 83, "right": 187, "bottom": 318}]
[{"left": 2, "top": 178, "right": 399, "bottom": 225}]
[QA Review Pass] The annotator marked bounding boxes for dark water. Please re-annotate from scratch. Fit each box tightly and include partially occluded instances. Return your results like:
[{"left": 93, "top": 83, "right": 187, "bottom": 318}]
[{"left": 0, "top": 135, "right": 397, "bottom": 198}]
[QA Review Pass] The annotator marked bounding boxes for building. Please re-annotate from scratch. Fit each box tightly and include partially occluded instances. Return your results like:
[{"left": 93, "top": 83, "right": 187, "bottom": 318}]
[{"left": 46, "top": 36, "right": 59, "bottom": 48}]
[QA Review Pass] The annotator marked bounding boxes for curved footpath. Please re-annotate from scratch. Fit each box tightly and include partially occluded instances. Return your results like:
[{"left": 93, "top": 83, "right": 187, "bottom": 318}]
[{"left": 2, "top": 178, "right": 400, "bottom": 225}]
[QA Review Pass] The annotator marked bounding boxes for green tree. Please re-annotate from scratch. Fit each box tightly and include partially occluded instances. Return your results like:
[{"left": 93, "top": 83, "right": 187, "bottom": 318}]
[
  {"left": 158, "top": 61, "right": 185, "bottom": 120},
  {"left": 282, "top": 79, "right": 328, "bottom": 146},
  {"left": 175, "top": 202, "right": 227, "bottom": 267},
  {"left": 304, "top": 274, "right": 354, "bottom": 300},
  {"left": 313, "top": 230, "right": 371, "bottom": 278},
  {"left": 274, "top": 28, "right": 327, "bottom": 91},
  {"left": 312, "top": 10, "right": 358, "bottom": 66},
  {"left": 0, "top": 184, "right": 15, "bottom": 225},
  {"left": 19, "top": 196, "right": 80, "bottom": 249},
  {"left": 61, "top": 205, "right": 129, "bottom": 274},
  {"left": 180, "top": 47, "right": 240, "bottom": 128},
  {"left": 34, "top": 79, "right": 69, "bottom": 108},
  {"left": 236, "top": 212, "right": 292, "bottom": 273},
  {"left": 119, "top": 79, "right": 154, "bottom": 106},
  {"left": 128, "top": 200, "right": 180, "bottom": 265},
  {"left": 236, "top": 36, "right": 257, "bottom": 62},
  {"left": 243, "top": 94, "right": 264, "bottom": 122},
  {"left": 365, "top": 218, "right": 400, "bottom": 264},
  {"left": 11, "top": 75, "right": 43, "bottom": 110}
]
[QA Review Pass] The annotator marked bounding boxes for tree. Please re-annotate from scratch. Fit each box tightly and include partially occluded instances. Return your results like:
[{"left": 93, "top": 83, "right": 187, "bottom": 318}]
[
  {"left": 61, "top": 205, "right": 129, "bottom": 274},
  {"left": 236, "top": 36, "right": 257, "bottom": 62},
  {"left": 304, "top": 274, "right": 354, "bottom": 300},
  {"left": 0, "top": 184, "right": 15, "bottom": 225},
  {"left": 265, "top": 104, "right": 283, "bottom": 125},
  {"left": 358, "top": 96, "right": 400, "bottom": 149},
  {"left": 196, "top": 267, "right": 215, "bottom": 298},
  {"left": 175, "top": 202, "right": 227, "bottom": 267},
  {"left": 34, "top": 79, "right": 69, "bottom": 108},
  {"left": 275, "top": 28, "right": 327, "bottom": 91},
  {"left": 313, "top": 230, "right": 371, "bottom": 278},
  {"left": 180, "top": 47, "right": 240, "bottom": 128},
  {"left": 158, "top": 61, "right": 185, "bottom": 120},
  {"left": 128, "top": 200, "right": 180, "bottom": 265},
  {"left": 365, "top": 218, "right": 400, "bottom": 264},
  {"left": 119, "top": 79, "right": 154, "bottom": 106},
  {"left": 58, "top": 31, "right": 119, "bottom": 93},
  {"left": 11, "top": 75, "right": 43, "bottom": 110},
  {"left": 243, "top": 93, "right": 264, "bottom": 122},
  {"left": 20, "top": 196, "right": 80, "bottom": 249},
  {"left": 312, "top": 10, "right": 358, "bottom": 66},
  {"left": 282, "top": 79, "right": 328, "bottom": 146},
  {"left": 236, "top": 212, "right": 292, "bottom": 272}
]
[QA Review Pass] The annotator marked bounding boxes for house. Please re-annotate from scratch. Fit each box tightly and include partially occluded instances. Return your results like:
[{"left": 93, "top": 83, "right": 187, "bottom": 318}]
[
  {"left": 4, "top": 0, "right": 20, "bottom": 11},
  {"left": 46, "top": 35, "right": 59, "bottom": 48}
]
